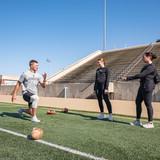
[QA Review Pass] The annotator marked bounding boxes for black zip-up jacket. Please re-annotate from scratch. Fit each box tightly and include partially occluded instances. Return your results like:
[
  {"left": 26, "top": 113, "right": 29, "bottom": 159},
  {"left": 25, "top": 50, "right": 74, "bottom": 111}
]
[
  {"left": 127, "top": 63, "right": 156, "bottom": 92},
  {"left": 94, "top": 67, "right": 110, "bottom": 90}
]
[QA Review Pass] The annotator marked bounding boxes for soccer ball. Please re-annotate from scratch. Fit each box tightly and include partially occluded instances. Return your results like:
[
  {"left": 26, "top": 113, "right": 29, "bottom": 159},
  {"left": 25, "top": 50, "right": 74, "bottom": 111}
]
[
  {"left": 63, "top": 107, "right": 68, "bottom": 113},
  {"left": 31, "top": 128, "right": 43, "bottom": 140}
]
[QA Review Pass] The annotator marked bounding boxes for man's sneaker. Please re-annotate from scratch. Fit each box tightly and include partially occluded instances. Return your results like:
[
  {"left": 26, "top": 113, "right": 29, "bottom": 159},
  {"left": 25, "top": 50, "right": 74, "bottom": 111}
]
[
  {"left": 97, "top": 113, "right": 106, "bottom": 120},
  {"left": 31, "top": 116, "right": 40, "bottom": 123},
  {"left": 107, "top": 114, "right": 113, "bottom": 121},
  {"left": 143, "top": 122, "right": 154, "bottom": 129},
  {"left": 130, "top": 120, "right": 142, "bottom": 126},
  {"left": 18, "top": 108, "right": 24, "bottom": 115}
]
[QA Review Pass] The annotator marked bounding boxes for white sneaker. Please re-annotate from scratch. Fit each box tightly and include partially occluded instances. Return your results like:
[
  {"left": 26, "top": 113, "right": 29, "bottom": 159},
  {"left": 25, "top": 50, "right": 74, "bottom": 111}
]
[
  {"left": 130, "top": 120, "right": 142, "bottom": 126},
  {"left": 31, "top": 116, "right": 40, "bottom": 123},
  {"left": 143, "top": 122, "right": 154, "bottom": 129},
  {"left": 97, "top": 113, "right": 106, "bottom": 120},
  {"left": 107, "top": 114, "right": 113, "bottom": 121},
  {"left": 18, "top": 108, "right": 24, "bottom": 115}
]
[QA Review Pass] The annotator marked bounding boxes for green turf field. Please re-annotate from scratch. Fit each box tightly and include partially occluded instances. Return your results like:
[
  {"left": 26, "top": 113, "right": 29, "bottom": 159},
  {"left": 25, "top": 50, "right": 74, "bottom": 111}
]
[{"left": 0, "top": 102, "right": 160, "bottom": 160}]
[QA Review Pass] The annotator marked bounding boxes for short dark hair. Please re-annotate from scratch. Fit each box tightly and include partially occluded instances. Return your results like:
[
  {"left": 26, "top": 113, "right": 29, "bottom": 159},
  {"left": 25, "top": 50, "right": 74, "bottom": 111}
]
[
  {"left": 29, "top": 59, "right": 38, "bottom": 66},
  {"left": 144, "top": 52, "right": 157, "bottom": 60}
]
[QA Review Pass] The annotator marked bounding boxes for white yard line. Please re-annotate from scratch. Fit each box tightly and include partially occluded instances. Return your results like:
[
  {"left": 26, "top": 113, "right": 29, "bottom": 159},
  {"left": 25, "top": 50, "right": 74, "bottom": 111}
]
[{"left": 0, "top": 127, "right": 107, "bottom": 160}]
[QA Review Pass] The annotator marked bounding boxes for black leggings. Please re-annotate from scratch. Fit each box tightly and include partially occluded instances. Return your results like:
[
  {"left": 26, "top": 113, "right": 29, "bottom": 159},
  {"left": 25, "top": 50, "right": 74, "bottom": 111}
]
[
  {"left": 136, "top": 87, "right": 153, "bottom": 122},
  {"left": 95, "top": 89, "right": 112, "bottom": 113}
]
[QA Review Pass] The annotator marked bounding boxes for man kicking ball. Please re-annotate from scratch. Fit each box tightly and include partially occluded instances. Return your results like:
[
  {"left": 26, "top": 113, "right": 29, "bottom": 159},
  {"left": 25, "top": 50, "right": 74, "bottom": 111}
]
[{"left": 11, "top": 59, "right": 47, "bottom": 122}]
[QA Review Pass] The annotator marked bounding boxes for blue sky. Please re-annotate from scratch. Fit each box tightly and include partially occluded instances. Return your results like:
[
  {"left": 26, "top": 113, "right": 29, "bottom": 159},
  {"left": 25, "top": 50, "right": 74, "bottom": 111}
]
[{"left": 0, "top": 0, "right": 160, "bottom": 77}]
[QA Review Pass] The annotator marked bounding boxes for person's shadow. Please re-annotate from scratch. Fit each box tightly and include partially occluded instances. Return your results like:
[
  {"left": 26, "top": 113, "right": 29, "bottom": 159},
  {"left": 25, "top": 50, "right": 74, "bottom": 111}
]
[
  {"left": 0, "top": 112, "right": 31, "bottom": 121},
  {"left": 62, "top": 111, "right": 130, "bottom": 126},
  {"left": 64, "top": 111, "right": 97, "bottom": 120}
]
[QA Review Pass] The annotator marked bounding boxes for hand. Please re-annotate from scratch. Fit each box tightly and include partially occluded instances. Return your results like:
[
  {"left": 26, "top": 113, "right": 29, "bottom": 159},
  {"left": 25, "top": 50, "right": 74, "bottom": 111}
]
[
  {"left": 11, "top": 94, "right": 16, "bottom": 102},
  {"left": 42, "top": 72, "right": 47, "bottom": 81}
]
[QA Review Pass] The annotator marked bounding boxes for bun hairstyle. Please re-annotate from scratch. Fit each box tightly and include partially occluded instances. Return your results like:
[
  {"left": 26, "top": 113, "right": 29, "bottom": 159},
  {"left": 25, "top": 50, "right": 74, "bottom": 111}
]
[
  {"left": 97, "top": 58, "right": 106, "bottom": 65},
  {"left": 144, "top": 52, "right": 157, "bottom": 60}
]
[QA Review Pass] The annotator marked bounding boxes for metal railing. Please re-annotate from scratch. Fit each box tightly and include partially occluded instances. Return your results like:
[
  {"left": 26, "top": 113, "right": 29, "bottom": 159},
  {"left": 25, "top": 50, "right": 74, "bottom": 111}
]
[{"left": 115, "top": 43, "right": 154, "bottom": 81}]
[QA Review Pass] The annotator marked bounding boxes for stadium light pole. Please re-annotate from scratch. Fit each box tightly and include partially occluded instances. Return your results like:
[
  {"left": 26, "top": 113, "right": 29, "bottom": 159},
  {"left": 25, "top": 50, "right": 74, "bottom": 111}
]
[{"left": 103, "top": 0, "right": 107, "bottom": 51}]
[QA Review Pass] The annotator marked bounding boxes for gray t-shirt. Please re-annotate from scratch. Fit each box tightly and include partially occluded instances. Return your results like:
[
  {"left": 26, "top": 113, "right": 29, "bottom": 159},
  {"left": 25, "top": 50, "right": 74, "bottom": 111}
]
[{"left": 18, "top": 70, "right": 43, "bottom": 95}]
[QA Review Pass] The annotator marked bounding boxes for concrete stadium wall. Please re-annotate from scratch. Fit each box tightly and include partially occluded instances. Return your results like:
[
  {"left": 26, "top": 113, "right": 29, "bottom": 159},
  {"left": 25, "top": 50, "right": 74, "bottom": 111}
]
[
  {"left": 0, "top": 81, "right": 160, "bottom": 102},
  {"left": 0, "top": 95, "right": 160, "bottom": 119},
  {"left": 113, "top": 81, "right": 160, "bottom": 102},
  {"left": 0, "top": 83, "right": 92, "bottom": 98},
  {"left": 38, "top": 82, "right": 91, "bottom": 98},
  {"left": 0, "top": 85, "right": 15, "bottom": 95}
]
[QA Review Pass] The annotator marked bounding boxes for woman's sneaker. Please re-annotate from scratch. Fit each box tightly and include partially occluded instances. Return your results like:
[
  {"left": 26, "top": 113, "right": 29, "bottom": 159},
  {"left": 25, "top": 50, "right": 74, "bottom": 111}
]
[
  {"left": 143, "top": 122, "right": 154, "bottom": 129},
  {"left": 107, "top": 114, "right": 113, "bottom": 121},
  {"left": 130, "top": 120, "right": 142, "bottom": 126},
  {"left": 97, "top": 113, "right": 106, "bottom": 120}
]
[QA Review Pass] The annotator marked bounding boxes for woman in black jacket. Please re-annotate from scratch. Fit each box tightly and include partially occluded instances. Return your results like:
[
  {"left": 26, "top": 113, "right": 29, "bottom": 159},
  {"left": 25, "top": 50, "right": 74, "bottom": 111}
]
[
  {"left": 124, "top": 52, "right": 157, "bottom": 128},
  {"left": 94, "top": 58, "right": 113, "bottom": 120}
]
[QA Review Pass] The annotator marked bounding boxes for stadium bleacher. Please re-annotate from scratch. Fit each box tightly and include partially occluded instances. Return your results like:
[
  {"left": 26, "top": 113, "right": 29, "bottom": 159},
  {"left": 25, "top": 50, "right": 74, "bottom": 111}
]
[{"left": 50, "top": 43, "right": 160, "bottom": 83}]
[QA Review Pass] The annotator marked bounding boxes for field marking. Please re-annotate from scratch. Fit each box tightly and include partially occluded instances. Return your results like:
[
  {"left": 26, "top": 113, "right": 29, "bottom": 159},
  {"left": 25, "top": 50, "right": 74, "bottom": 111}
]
[{"left": 0, "top": 127, "right": 107, "bottom": 160}]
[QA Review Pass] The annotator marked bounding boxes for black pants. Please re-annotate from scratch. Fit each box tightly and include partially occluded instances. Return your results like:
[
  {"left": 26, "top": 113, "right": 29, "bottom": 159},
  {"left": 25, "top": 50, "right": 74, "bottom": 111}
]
[
  {"left": 95, "top": 89, "right": 112, "bottom": 113},
  {"left": 23, "top": 91, "right": 34, "bottom": 108},
  {"left": 136, "top": 87, "right": 153, "bottom": 121}
]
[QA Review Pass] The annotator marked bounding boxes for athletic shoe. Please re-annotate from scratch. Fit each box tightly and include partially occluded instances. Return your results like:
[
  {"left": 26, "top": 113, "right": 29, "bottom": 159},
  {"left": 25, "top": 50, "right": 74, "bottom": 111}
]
[
  {"left": 143, "top": 122, "right": 154, "bottom": 129},
  {"left": 18, "top": 108, "right": 24, "bottom": 115},
  {"left": 107, "top": 114, "right": 113, "bottom": 121},
  {"left": 130, "top": 120, "right": 142, "bottom": 126},
  {"left": 97, "top": 113, "right": 106, "bottom": 120},
  {"left": 31, "top": 116, "right": 40, "bottom": 123}
]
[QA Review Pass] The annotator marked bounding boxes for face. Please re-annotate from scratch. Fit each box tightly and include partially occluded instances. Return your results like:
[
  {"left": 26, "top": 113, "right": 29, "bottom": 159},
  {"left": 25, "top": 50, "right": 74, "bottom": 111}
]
[
  {"left": 30, "top": 62, "right": 39, "bottom": 72},
  {"left": 97, "top": 60, "right": 104, "bottom": 67},
  {"left": 143, "top": 54, "right": 151, "bottom": 63}
]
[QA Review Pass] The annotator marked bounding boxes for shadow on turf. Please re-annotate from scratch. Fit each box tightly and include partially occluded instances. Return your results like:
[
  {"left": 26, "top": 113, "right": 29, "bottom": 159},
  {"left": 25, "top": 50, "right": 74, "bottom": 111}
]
[
  {"left": 0, "top": 112, "right": 31, "bottom": 121},
  {"left": 110, "top": 119, "right": 130, "bottom": 125},
  {"left": 64, "top": 112, "right": 130, "bottom": 126},
  {"left": 65, "top": 112, "right": 97, "bottom": 120}
]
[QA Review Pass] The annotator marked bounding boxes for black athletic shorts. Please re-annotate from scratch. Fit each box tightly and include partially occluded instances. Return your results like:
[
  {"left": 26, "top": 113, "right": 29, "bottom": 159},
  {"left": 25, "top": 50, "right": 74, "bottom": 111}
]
[{"left": 23, "top": 91, "right": 34, "bottom": 108}]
